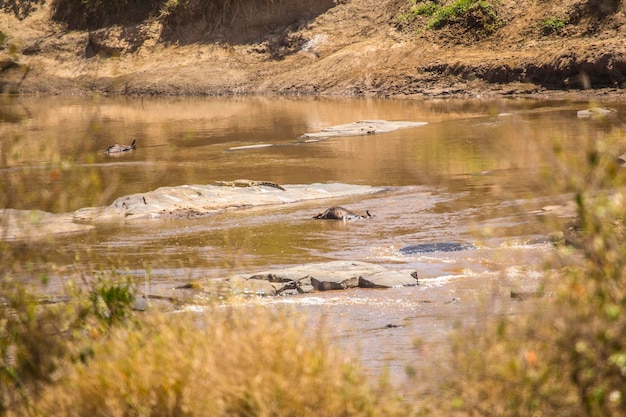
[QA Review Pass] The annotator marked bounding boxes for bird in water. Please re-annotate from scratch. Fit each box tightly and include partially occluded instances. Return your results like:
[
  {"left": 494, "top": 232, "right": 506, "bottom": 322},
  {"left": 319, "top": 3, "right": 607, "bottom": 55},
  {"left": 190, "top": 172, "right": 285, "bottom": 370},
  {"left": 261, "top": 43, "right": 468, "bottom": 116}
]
[
  {"left": 106, "top": 139, "right": 136, "bottom": 155},
  {"left": 313, "top": 206, "right": 372, "bottom": 221}
]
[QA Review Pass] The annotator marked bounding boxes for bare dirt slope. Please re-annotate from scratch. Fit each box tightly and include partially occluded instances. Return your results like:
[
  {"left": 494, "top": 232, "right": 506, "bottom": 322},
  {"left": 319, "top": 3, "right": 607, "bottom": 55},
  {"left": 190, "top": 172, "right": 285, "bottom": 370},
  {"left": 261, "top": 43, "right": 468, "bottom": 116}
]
[{"left": 1, "top": 0, "right": 625, "bottom": 98}]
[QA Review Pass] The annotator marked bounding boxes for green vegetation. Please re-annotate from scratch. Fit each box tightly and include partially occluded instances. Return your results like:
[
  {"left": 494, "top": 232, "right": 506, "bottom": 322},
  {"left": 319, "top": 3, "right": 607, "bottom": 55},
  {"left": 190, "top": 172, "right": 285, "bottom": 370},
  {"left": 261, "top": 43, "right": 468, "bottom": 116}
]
[
  {"left": 542, "top": 17, "right": 568, "bottom": 34},
  {"left": 0, "top": 274, "right": 140, "bottom": 412},
  {"left": 87, "top": 275, "right": 136, "bottom": 326},
  {"left": 401, "top": 0, "right": 502, "bottom": 32}
]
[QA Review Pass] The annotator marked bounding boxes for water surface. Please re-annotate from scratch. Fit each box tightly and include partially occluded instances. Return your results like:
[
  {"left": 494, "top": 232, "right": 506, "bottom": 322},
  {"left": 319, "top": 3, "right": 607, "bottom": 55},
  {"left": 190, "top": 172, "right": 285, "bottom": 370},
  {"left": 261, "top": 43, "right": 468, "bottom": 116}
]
[{"left": 2, "top": 95, "right": 624, "bottom": 382}]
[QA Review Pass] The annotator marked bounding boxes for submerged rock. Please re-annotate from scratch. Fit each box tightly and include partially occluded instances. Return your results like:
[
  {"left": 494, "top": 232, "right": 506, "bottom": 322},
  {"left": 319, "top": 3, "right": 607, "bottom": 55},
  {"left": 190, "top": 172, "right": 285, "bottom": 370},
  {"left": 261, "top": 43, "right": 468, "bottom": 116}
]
[
  {"left": 399, "top": 242, "right": 475, "bottom": 255},
  {"left": 226, "top": 120, "right": 428, "bottom": 150},
  {"left": 576, "top": 107, "right": 614, "bottom": 118}
]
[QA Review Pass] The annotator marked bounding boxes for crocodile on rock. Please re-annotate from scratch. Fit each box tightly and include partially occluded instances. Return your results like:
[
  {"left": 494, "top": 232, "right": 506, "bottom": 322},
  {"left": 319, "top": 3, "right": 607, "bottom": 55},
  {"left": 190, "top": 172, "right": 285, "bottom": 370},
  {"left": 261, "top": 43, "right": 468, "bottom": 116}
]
[{"left": 214, "top": 179, "right": 285, "bottom": 191}]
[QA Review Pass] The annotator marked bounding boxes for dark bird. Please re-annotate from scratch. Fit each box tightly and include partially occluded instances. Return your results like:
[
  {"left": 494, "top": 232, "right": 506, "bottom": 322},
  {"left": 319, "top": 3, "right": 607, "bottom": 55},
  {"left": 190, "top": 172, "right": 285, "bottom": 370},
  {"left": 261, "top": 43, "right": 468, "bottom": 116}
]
[
  {"left": 106, "top": 139, "right": 136, "bottom": 155},
  {"left": 313, "top": 206, "right": 372, "bottom": 221}
]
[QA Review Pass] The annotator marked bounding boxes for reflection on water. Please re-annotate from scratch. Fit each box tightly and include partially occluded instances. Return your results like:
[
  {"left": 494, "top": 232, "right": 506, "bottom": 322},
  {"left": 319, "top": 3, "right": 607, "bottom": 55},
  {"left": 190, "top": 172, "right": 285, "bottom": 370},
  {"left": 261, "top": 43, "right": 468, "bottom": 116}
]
[
  {"left": 2, "top": 95, "right": 626, "bottom": 380},
  {"left": 5, "top": 95, "right": 618, "bottom": 211}
]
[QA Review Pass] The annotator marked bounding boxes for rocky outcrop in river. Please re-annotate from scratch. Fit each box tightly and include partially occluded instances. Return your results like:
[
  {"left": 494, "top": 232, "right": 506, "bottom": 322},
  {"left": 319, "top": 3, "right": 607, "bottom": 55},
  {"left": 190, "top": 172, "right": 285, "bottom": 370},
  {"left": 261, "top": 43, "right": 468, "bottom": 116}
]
[
  {"left": 172, "top": 261, "right": 419, "bottom": 299},
  {"left": 1, "top": 182, "right": 384, "bottom": 240}
]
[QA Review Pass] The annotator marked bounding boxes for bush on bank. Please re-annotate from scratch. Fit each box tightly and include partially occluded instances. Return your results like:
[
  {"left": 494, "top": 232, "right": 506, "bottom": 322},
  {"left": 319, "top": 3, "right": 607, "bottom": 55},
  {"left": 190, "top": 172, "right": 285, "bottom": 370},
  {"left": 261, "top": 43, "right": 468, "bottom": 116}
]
[
  {"left": 425, "top": 128, "right": 626, "bottom": 416},
  {"left": 0, "top": 273, "right": 138, "bottom": 413},
  {"left": 402, "top": 0, "right": 503, "bottom": 32}
]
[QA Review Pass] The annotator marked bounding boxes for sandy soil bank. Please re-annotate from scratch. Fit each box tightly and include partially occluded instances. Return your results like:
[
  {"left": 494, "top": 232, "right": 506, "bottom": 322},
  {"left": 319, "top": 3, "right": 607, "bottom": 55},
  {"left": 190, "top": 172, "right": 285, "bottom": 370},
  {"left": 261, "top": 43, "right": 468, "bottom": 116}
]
[{"left": 1, "top": 0, "right": 625, "bottom": 100}]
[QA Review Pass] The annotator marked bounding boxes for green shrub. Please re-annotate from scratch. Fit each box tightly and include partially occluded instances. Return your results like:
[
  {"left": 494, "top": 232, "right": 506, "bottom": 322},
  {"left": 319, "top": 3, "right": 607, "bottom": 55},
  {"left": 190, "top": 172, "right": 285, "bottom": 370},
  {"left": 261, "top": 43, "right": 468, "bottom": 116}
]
[
  {"left": 86, "top": 275, "right": 135, "bottom": 327},
  {"left": 400, "top": 0, "right": 502, "bottom": 33},
  {"left": 412, "top": 2, "right": 439, "bottom": 17},
  {"left": 542, "top": 17, "right": 567, "bottom": 34},
  {"left": 0, "top": 276, "right": 138, "bottom": 413},
  {"left": 429, "top": 0, "right": 500, "bottom": 30}
]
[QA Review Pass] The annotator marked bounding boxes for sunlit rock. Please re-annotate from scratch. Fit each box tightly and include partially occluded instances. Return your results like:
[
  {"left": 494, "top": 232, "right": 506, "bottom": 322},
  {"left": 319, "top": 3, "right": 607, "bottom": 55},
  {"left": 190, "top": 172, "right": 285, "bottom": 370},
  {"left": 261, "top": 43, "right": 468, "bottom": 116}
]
[
  {"left": 256, "top": 261, "right": 419, "bottom": 291},
  {"left": 358, "top": 270, "right": 419, "bottom": 288},
  {"left": 228, "top": 276, "right": 278, "bottom": 297},
  {"left": 0, "top": 209, "right": 94, "bottom": 241},
  {"left": 533, "top": 202, "right": 577, "bottom": 218},
  {"left": 301, "top": 120, "right": 427, "bottom": 138},
  {"left": 227, "top": 144, "right": 275, "bottom": 151},
  {"left": 3, "top": 182, "right": 386, "bottom": 240},
  {"left": 576, "top": 107, "right": 614, "bottom": 118},
  {"left": 172, "top": 261, "right": 419, "bottom": 300},
  {"left": 226, "top": 120, "right": 428, "bottom": 149},
  {"left": 73, "top": 182, "right": 384, "bottom": 222}
]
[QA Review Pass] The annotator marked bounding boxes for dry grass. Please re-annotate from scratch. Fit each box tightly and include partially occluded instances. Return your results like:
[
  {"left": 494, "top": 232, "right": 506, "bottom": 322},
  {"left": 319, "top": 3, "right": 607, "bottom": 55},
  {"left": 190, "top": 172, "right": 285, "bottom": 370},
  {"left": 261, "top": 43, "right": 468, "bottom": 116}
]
[
  {"left": 7, "top": 304, "right": 409, "bottom": 417},
  {"left": 419, "top": 127, "right": 626, "bottom": 417}
]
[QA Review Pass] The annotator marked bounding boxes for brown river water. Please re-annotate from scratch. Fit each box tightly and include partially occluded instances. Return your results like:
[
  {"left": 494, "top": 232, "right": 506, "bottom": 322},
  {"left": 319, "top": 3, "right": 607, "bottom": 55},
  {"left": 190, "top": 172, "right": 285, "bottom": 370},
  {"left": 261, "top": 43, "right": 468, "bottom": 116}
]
[{"left": 2, "top": 95, "right": 626, "bottom": 384}]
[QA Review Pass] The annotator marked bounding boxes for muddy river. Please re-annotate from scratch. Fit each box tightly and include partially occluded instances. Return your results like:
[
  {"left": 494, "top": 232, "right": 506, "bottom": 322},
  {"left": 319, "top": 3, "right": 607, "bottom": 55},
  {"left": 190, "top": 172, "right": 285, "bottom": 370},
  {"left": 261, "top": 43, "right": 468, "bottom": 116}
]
[{"left": 2, "top": 96, "right": 625, "bottom": 384}]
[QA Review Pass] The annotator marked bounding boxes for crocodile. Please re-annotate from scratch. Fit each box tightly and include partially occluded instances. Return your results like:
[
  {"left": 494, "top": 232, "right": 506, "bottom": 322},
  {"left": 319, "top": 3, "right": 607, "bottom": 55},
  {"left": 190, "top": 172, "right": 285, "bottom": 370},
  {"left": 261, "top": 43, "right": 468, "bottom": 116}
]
[
  {"left": 214, "top": 179, "right": 285, "bottom": 191},
  {"left": 313, "top": 206, "right": 372, "bottom": 220},
  {"left": 106, "top": 139, "right": 136, "bottom": 154}
]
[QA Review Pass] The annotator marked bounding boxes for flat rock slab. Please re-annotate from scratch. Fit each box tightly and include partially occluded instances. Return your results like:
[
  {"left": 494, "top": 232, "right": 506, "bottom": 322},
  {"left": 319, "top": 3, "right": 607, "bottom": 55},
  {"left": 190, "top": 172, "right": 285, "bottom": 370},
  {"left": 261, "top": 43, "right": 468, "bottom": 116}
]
[
  {"left": 177, "top": 261, "right": 419, "bottom": 298},
  {"left": 576, "top": 107, "right": 614, "bottom": 118},
  {"left": 1, "top": 182, "right": 383, "bottom": 240},
  {"left": 0, "top": 209, "right": 94, "bottom": 241},
  {"left": 358, "top": 270, "right": 420, "bottom": 288},
  {"left": 301, "top": 120, "right": 427, "bottom": 138},
  {"left": 73, "top": 182, "right": 384, "bottom": 222}
]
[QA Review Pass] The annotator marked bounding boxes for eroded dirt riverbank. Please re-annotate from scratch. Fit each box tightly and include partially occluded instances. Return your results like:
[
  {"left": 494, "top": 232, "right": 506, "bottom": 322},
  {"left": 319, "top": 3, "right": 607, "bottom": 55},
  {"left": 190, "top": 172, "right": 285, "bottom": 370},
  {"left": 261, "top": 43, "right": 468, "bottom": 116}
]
[{"left": 1, "top": 0, "right": 626, "bottom": 99}]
